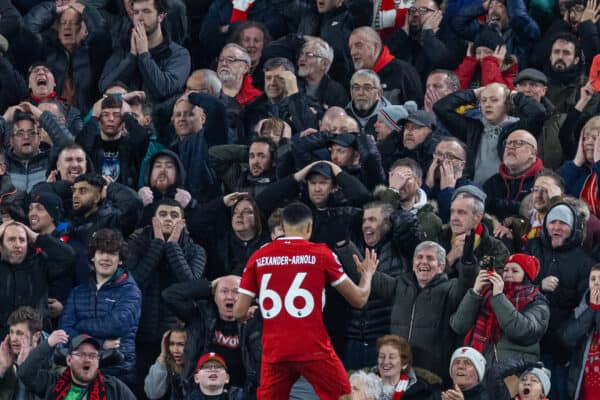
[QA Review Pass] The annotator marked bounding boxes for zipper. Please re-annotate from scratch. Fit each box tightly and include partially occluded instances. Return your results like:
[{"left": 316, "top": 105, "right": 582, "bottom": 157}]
[{"left": 408, "top": 303, "right": 416, "bottom": 341}]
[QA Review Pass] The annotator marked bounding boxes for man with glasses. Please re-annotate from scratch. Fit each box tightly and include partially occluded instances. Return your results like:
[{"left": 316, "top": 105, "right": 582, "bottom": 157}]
[
  {"left": 348, "top": 26, "right": 422, "bottom": 106},
  {"left": 483, "top": 130, "right": 543, "bottom": 226},
  {"left": 18, "top": 332, "right": 135, "bottom": 399},
  {"left": 217, "top": 43, "right": 261, "bottom": 108},
  {"left": 384, "top": 0, "right": 464, "bottom": 84},
  {"left": 346, "top": 69, "right": 392, "bottom": 137}
]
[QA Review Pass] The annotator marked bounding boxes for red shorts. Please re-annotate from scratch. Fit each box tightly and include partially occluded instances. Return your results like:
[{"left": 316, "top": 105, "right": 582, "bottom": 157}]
[{"left": 257, "top": 355, "right": 351, "bottom": 400}]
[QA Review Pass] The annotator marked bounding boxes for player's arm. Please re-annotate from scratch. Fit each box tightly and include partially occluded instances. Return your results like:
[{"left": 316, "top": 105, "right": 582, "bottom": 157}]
[
  {"left": 334, "top": 249, "right": 378, "bottom": 309},
  {"left": 233, "top": 292, "right": 255, "bottom": 322}
]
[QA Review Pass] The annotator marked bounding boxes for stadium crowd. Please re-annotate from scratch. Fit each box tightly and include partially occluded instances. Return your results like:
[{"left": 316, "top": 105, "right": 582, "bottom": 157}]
[{"left": 2, "top": 0, "right": 600, "bottom": 398}]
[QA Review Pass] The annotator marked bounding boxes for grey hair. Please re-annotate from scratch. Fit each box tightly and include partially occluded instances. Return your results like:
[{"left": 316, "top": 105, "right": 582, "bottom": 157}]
[
  {"left": 429, "top": 69, "right": 461, "bottom": 92},
  {"left": 221, "top": 43, "right": 251, "bottom": 66},
  {"left": 453, "top": 192, "right": 485, "bottom": 215},
  {"left": 304, "top": 38, "right": 334, "bottom": 72},
  {"left": 190, "top": 69, "right": 222, "bottom": 94},
  {"left": 351, "top": 26, "right": 382, "bottom": 50},
  {"left": 414, "top": 241, "right": 447, "bottom": 265},
  {"left": 351, "top": 69, "right": 382, "bottom": 89},
  {"left": 349, "top": 371, "right": 383, "bottom": 400}
]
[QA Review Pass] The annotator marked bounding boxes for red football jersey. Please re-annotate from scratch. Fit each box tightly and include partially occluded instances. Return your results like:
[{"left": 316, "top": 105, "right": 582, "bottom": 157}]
[{"left": 239, "top": 237, "right": 347, "bottom": 363}]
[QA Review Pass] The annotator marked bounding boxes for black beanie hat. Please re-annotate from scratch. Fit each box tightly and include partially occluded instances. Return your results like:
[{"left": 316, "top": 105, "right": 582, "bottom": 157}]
[
  {"left": 31, "top": 192, "right": 64, "bottom": 223},
  {"left": 474, "top": 28, "right": 505, "bottom": 51}
]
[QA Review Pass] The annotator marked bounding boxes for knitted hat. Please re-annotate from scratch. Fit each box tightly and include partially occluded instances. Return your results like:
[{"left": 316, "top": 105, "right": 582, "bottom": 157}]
[
  {"left": 520, "top": 367, "right": 551, "bottom": 396},
  {"left": 474, "top": 28, "right": 504, "bottom": 50},
  {"left": 546, "top": 204, "right": 573, "bottom": 228},
  {"left": 451, "top": 185, "right": 487, "bottom": 204},
  {"left": 450, "top": 347, "right": 486, "bottom": 382},
  {"left": 30, "top": 192, "right": 64, "bottom": 223},
  {"left": 504, "top": 253, "right": 541, "bottom": 281},
  {"left": 378, "top": 105, "right": 410, "bottom": 132},
  {"left": 195, "top": 352, "right": 227, "bottom": 372}
]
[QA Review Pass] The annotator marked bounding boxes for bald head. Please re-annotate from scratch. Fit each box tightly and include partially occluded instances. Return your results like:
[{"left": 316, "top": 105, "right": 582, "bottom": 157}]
[
  {"left": 503, "top": 130, "right": 538, "bottom": 175},
  {"left": 331, "top": 115, "right": 360, "bottom": 134},
  {"left": 320, "top": 106, "right": 348, "bottom": 131}
]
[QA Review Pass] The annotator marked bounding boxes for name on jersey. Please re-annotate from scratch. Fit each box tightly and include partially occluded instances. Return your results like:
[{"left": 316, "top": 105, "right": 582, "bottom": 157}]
[{"left": 256, "top": 255, "right": 316, "bottom": 267}]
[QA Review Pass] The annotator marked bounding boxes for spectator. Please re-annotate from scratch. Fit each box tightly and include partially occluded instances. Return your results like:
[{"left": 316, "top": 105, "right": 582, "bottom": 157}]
[
  {"left": 337, "top": 240, "right": 479, "bottom": 383},
  {"left": 296, "top": 38, "right": 349, "bottom": 109},
  {"left": 483, "top": 130, "right": 544, "bottom": 222},
  {"left": 346, "top": 69, "right": 392, "bottom": 137},
  {"left": 349, "top": 371, "right": 383, "bottom": 400},
  {"left": 99, "top": 0, "right": 191, "bottom": 105},
  {"left": 0, "top": 220, "right": 74, "bottom": 337},
  {"left": 423, "top": 69, "right": 461, "bottom": 113},
  {"left": 25, "top": 1, "right": 111, "bottom": 111},
  {"left": 433, "top": 83, "right": 545, "bottom": 185},
  {"left": 525, "top": 201, "right": 595, "bottom": 399},
  {"left": 450, "top": 0, "right": 541, "bottom": 69},
  {"left": 558, "top": 264, "right": 600, "bottom": 400},
  {"left": 423, "top": 137, "right": 473, "bottom": 223},
  {"left": 384, "top": 0, "right": 464, "bottom": 84},
  {"left": 455, "top": 29, "right": 517, "bottom": 90},
  {"left": 162, "top": 275, "right": 261, "bottom": 395},
  {"left": 441, "top": 186, "right": 509, "bottom": 276},
  {"left": 450, "top": 253, "right": 550, "bottom": 364},
  {"left": 522, "top": 169, "right": 564, "bottom": 244},
  {"left": 342, "top": 201, "right": 422, "bottom": 369},
  {"left": 444, "top": 346, "right": 488, "bottom": 399},
  {"left": 59, "top": 228, "right": 142, "bottom": 385},
  {"left": 18, "top": 332, "right": 136, "bottom": 399},
  {"left": 144, "top": 325, "right": 187, "bottom": 400},
  {"left": 348, "top": 27, "right": 423, "bottom": 105},
  {"left": 0, "top": 43, "right": 27, "bottom": 116},
  {"left": 128, "top": 198, "right": 206, "bottom": 384},
  {"left": 229, "top": 21, "right": 271, "bottom": 88},
  {"left": 186, "top": 353, "right": 243, "bottom": 400},
  {"left": 0, "top": 307, "right": 44, "bottom": 400}
]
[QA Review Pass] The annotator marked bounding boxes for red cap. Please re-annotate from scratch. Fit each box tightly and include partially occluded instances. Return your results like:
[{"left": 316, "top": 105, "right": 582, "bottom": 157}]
[
  {"left": 504, "top": 253, "right": 540, "bottom": 281},
  {"left": 195, "top": 352, "right": 227, "bottom": 372}
]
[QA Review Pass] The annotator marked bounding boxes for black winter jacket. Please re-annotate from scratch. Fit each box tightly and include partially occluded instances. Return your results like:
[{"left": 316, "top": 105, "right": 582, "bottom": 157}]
[{"left": 128, "top": 226, "right": 206, "bottom": 343}]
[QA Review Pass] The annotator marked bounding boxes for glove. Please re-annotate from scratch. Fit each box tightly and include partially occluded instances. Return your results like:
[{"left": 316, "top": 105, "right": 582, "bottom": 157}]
[
  {"left": 461, "top": 228, "right": 476, "bottom": 264},
  {"left": 230, "top": 0, "right": 255, "bottom": 22},
  {"left": 138, "top": 186, "right": 154, "bottom": 207}
]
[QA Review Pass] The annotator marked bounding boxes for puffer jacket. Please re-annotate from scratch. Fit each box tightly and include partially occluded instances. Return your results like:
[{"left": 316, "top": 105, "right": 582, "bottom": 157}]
[
  {"left": 59, "top": 270, "right": 142, "bottom": 379},
  {"left": 338, "top": 242, "right": 479, "bottom": 382},
  {"left": 450, "top": 288, "right": 550, "bottom": 364},
  {"left": 0, "top": 234, "right": 75, "bottom": 337},
  {"left": 128, "top": 226, "right": 206, "bottom": 343},
  {"left": 525, "top": 201, "right": 595, "bottom": 362},
  {"left": 5, "top": 143, "right": 52, "bottom": 193},
  {"left": 162, "top": 279, "right": 261, "bottom": 396},
  {"left": 25, "top": 1, "right": 111, "bottom": 112}
]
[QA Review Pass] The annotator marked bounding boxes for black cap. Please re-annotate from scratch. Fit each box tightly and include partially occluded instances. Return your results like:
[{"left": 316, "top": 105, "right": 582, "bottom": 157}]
[
  {"left": 31, "top": 192, "right": 64, "bottom": 223},
  {"left": 328, "top": 133, "right": 357, "bottom": 148},
  {"left": 404, "top": 110, "right": 436, "bottom": 129},
  {"left": 27, "top": 61, "right": 53, "bottom": 76},
  {"left": 68, "top": 334, "right": 102, "bottom": 353},
  {"left": 474, "top": 27, "right": 504, "bottom": 50},
  {"left": 514, "top": 68, "right": 548, "bottom": 85},
  {"left": 306, "top": 162, "right": 333, "bottom": 180}
]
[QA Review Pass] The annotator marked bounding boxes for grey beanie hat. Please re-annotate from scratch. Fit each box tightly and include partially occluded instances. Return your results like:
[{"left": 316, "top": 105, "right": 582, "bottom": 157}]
[
  {"left": 520, "top": 367, "right": 551, "bottom": 396},
  {"left": 451, "top": 185, "right": 487, "bottom": 204},
  {"left": 546, "top": 204, "right": 574, "bottom": 228}
]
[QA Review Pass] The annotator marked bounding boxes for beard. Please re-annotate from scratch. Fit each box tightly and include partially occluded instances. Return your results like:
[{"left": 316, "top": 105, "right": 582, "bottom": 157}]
[{"left": 72, "top": 201, "right": 95, "bottom": 216}]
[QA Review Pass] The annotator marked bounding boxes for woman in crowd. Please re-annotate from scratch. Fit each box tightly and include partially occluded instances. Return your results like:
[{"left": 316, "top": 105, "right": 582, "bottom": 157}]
[
  {"left": 450, "top": 253, "right": 550, "bottom": 365},
  {"left": 145, "top": 325, "right": 187, "bottom": 400},
  {"left": 373, "top": 334, "right": 441, "bottom": 400}
]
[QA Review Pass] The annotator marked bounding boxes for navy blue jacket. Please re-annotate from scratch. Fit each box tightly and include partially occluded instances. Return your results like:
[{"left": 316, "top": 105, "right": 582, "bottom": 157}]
[{"left": 59, "top": 270, "right": 142, "bottom": 377}]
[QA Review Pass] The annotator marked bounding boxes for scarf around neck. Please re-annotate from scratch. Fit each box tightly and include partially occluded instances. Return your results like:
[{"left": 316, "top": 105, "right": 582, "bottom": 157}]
[{"left": 49, "top": 368, "right": 107, "bottom": 400}]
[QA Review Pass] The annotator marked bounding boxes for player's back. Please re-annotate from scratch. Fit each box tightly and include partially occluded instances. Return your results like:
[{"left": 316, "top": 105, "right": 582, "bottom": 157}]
[{"left": 244, "top": 237, "right": 346, "bottom": 363}]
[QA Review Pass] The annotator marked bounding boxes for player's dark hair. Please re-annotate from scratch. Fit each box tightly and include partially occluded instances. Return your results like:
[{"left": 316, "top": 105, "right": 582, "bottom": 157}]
[{"left": 282, "top": 202, "right": 312, "bottom": 226}]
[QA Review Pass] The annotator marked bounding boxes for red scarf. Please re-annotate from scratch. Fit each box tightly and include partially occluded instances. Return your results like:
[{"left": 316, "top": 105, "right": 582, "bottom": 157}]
[
  {"left": 373, "top": 45, "right": 395, "bottom": 74},
  {"left": 30, "top": 91, "right": 58, "bottom": 104},
  {"left": 498, "top": 157, "right": 544, "bottom": 201},
  {"left": 464, "top": 282, "right": 540, "bottom": 353},
  {"left": 581, "top": 170, "right": 600, "bottom": 217},
  {"left": 391, "top": 374, "right": 409, "bottom": 400},
  {"left": 235, "top": 75, "right": 262, "bottom": 106},
  {"left": 377, "top": 0, "right": 408, "bottom": 39},
  {"left": 50, "top": 368, "right": 107, "bottom": 400}
]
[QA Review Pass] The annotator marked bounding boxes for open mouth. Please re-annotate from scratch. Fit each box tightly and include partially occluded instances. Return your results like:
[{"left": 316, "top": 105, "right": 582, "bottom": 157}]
[
  {"left": 523, "top": 388, "right": 530, "bottom": 395},
  {"left": 36, "top": 77, "right": 48, "bottom": 86}
]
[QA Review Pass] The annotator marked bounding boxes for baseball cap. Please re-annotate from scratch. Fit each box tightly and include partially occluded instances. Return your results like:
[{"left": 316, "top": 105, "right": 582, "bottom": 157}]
[
  {"left": 68, "top": 334, "right": 102, "bottom": 353},
  {"left": 328, "top": 133, "right": 356, "bottom": 148},
  {"left": 306, "top": 162, "right": 333, "bottom": 180},
  {"left": 195, "top": 352, "right": 227, "bottom": 372},
  {"left": 514, "top": 68, "right": 548, "bottom": 86},
  {"left": 404, "top": 110, "right": 436, "bottom": 129}
]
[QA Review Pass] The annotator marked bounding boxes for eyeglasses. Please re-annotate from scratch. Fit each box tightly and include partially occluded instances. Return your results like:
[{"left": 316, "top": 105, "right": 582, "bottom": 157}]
[
  {"left": 298, "top": 51, "right": 323, "bottom": 59},
  {"left": 433, "top": 151, "right": 464, "bottom": 162},
  {"left": 71, "top": 352, "right": 100, "bottom": 361},
  {"left": 350, "top": 84, "right": 377, "bottom": 92},
  {"left": 13, "top": 130, "right": 39, "bottom": 138},
  {"left": 503, "top": 139, "right": 534, "bottom": 149},
  {"left": 408, "top": 6, "right": 435, "bottom": 15},
  {"left": 218, "top": 56, "right": 248, "bottom": 65},
  {"left": 200, "top": 364, "right": 225, "bottom": 371}
]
